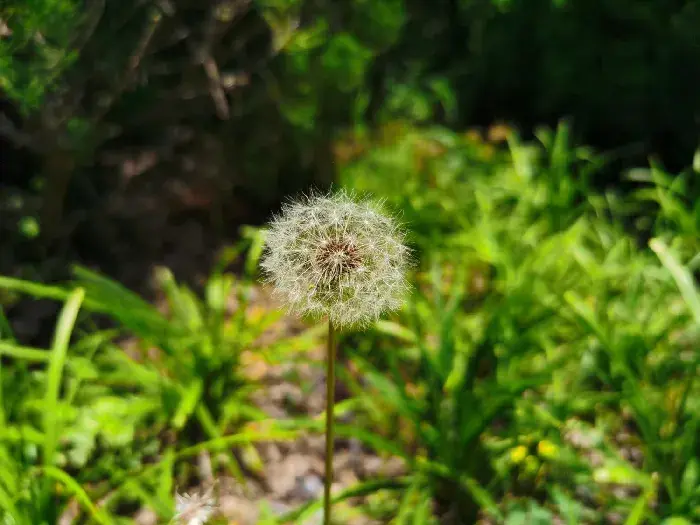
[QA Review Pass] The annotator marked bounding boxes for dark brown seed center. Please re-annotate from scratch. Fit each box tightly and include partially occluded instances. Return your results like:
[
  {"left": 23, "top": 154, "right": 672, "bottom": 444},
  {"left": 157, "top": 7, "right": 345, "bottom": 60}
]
[{"left": 315, "top": 240, "right": 361, "bottom": 281}]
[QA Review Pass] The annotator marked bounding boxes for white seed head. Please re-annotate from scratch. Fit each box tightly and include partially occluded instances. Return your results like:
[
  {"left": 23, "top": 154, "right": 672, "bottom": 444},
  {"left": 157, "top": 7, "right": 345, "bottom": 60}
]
[
  {"left": 174, "top": 488, "right": 216, "bottom": 525},
  {"left": 261, "top": 190, "right": 410, "bottom": 328}
]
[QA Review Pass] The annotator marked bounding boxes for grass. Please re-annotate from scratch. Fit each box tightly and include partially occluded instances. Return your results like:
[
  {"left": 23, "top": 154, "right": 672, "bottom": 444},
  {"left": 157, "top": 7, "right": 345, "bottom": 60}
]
[
  {"left": 335, "top": 121, "right": 700, "bottom": 523},
  {"left": 0, "top": 231, "right": 316, "bottom": 522},
  {"left": 0, "top": 120, "right": 698, "bottom": 523}
]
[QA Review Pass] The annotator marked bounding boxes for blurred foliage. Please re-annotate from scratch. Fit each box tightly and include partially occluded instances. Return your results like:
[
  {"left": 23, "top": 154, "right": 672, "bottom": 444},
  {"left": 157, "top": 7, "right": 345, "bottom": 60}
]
[
  {"left": 0, "top": 0, "right": 79, "bottom": 110},
  {"left": 0, "top": 288, "right": 113, "bottom": 524},
  {"left": 0, "top": 0, "right": 409, "bottom": 245},
  {"left": 368, "top": 0, "right": 700, "bottom": 169},
  {"left": 3, "top": 0, "right": 699, "bottom": 251}
]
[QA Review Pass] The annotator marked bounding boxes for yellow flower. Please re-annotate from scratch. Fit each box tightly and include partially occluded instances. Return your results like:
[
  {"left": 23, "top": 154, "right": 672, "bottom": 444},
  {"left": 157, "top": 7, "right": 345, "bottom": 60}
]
[
  {"left": 509, "top": 445, "right": 528, "bottom": 464},
  {"left": 537, "top": 440, "right": 558, "bottom": 460}
]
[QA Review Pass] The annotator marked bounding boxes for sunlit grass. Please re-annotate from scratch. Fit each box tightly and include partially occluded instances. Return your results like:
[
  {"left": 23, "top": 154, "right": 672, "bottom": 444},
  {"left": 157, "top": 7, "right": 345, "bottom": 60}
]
[{"left": 0, "top": 122, "right": 697, "bottom": 523}]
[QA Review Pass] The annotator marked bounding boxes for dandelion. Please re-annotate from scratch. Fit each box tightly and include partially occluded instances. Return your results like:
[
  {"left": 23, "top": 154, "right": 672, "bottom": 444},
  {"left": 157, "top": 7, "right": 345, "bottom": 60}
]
[
  {"left": 173, "top": 488, "right": 216, "bottom": 525},
  {"left": 261, "top": 189, "right": 409, "bottom": 525},
  {"left": 261, "top": 189, "right": 409, "bottom": 329}
]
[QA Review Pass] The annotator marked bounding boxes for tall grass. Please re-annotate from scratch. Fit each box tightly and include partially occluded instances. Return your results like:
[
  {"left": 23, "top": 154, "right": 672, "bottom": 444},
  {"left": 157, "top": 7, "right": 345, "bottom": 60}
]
[
  {"left": 0, "top": 120, "right": 697, "bottom": 524},
  {"left": 0, "top": 232, "right": 310, "bottom": 522},
  {"left": 334, "top": 122, "right": 700, "bottom": 523}
]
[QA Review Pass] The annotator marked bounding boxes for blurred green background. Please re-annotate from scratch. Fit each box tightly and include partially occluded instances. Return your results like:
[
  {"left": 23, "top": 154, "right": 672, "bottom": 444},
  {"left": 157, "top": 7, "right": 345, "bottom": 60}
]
[{"left": 1, "top": 0, "right": 699, "bottom": 523}]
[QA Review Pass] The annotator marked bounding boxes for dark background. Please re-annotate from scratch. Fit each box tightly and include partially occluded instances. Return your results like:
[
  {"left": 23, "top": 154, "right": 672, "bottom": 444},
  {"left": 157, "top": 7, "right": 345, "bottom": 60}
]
[{"left": 2, "top": 0, "right": 700, "bottom": 287}]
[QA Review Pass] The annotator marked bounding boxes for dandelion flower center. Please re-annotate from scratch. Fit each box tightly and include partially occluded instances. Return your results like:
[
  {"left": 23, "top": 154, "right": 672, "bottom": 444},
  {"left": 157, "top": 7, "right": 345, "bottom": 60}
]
[{"left": 314, "top": 239, "right": 362, "bottom": 284}]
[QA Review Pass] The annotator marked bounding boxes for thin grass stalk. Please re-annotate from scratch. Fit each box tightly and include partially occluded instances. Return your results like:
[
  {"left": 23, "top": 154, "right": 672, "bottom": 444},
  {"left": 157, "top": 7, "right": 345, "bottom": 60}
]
[{"left": 324, "top": 321, "right": 337, "bottom": 525}]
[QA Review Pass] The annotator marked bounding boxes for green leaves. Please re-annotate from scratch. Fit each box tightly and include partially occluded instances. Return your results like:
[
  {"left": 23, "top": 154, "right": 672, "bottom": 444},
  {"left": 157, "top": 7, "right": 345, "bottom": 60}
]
[
  {"left": 335, "top": 123, "right": 700, "bottom": 524},
  {"left": 43, "top": 288, "right": 84, "bottom": 468},
  {"left": 58, "top": 235, "right": 293, "bottom": 441},
  {"left": 0, "top": 0, "right": 80, "bottom": 111},
  {"left": 0, "top": 234, "right": 317, "bottom": 522},
  {"left": 650, "top": 239, "right": 700, "bottom": 325},
  {"left": 321, "top": 33, "right": 373, "bottom": 92},
  {"left": 38, "top": 466, "right": 111, "bottom": 524},
  {"left": 0, "top": 287, "right": 113, "bottom": 523}
]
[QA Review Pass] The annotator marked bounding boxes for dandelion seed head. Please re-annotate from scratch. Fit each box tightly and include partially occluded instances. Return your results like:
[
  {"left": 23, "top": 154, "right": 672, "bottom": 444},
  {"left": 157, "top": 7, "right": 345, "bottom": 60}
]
[
  {"left": 261, "top": 190, "right": 410, "bottom": 328},
  {"left": 174, "top": 489, "right": 216, "bottom": 525}
]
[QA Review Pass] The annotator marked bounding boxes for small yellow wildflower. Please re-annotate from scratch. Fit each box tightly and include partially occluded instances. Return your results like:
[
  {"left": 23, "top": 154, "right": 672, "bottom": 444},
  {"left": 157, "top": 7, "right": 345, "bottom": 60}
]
[
  {"left": 537, "top": 440, "right": 558, "bottom": 460},
  {"left": 509, "top": 445, "right": 528, "bottom": 464}
]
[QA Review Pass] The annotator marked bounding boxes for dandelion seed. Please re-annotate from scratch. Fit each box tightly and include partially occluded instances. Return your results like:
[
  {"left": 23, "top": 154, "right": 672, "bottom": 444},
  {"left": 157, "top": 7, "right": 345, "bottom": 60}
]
[
  {"left": 261, "top": 190, "right": 410, "bottom": 328},
  {"left": 173, "top": 488, "right": 216, "bottom": 525}
]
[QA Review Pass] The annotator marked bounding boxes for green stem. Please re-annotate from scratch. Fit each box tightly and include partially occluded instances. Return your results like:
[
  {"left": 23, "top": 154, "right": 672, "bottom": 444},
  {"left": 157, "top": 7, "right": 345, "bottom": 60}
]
[
  {"left": 0, "top": 357, "right": 4, "bottom": 427},
  {"left": 324, "top": 321, "right": 337, "bottom": 525}
]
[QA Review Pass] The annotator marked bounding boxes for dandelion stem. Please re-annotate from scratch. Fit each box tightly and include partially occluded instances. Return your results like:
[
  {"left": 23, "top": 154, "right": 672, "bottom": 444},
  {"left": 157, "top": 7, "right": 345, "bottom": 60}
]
[{"left": 324, "top": 320, "right": 337, "bottom": 525}]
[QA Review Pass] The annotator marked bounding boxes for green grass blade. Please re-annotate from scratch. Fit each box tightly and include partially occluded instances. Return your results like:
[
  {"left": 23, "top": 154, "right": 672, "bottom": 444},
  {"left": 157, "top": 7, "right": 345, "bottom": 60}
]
[
  {"left": 650, "top": 238, "right": 700, "bottom": 324},
  {"left": 0, "top": 276, "right": 71, "bottom": 302},
  {"left": 623, "top": 484, "right": 655, "bottom": 525},
  {"left": 414, "top": 457, "right": 503, "bottom": 520},
  {"left": 412, "top": 493, "right": 434, "bottom": 525},
  {"left": 0, "top": 306, "right": 14, "bottom": 428},
  {"left": 43, "top": 288, "right": 85, "bottom": 467},
  {"left": 0, "top": 359, "right": 3, "bottom": 427},
  {"left": 275, "top": 477, "right": 411, "bottom": 523},
  {"left": 172, "top": 380, "right": 203, "bottom": 429},
  {"left": 38, "top": 466, "right": 111, "bottom": 524},
  {"left": 0, "top": 485, "right": 20, "bottom": 520},
  {"left": 0, "top": 306, "right": 15, "bottom": 342},
  {"left": 563, "top": 291, "right": 610, "bottom": 347},
  {"left": 175, "top": 429, "right": 298, "bottom": 458},
  {"left": 156, "top": 448, "right": 175, "bottom": 505},
  {"left": 274, "top": 417, "right": 408, "bottom": 458},
  {"left": 72, "top": 266, "right": 182, "bottom": 352},
  {"left": 373, "top": 320, "right": 418, "bottom": 344},
  {"left": 395, "top": 478, "right": 423, "bottom": 524},
  {"left": 192, "top": 405, "right": 248, "bottom": 484},
  {"left": 460, "top": 475, "right": 503, "bottom": 521},
  {"left": 0, "top": 341, "right": 51, "bottom": 361},
  {"left": 242, "top": 226, "right": 267, "bottom": 277},
  {"left": 354, "top": 357, "right": 422, "bottom": 423}
]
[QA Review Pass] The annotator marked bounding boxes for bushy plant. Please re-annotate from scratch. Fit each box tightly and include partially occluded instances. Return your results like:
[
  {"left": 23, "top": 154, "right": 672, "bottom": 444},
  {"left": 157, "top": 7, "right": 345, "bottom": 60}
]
[
  {"left": 0, "top": 230, "right": 309, "bottom": 522},
  {"left": 331, "top": 122, "right": 700, "bottom": 523},
  {"left": 0, "top": 288, "right": 115, "bottom": 524}
]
